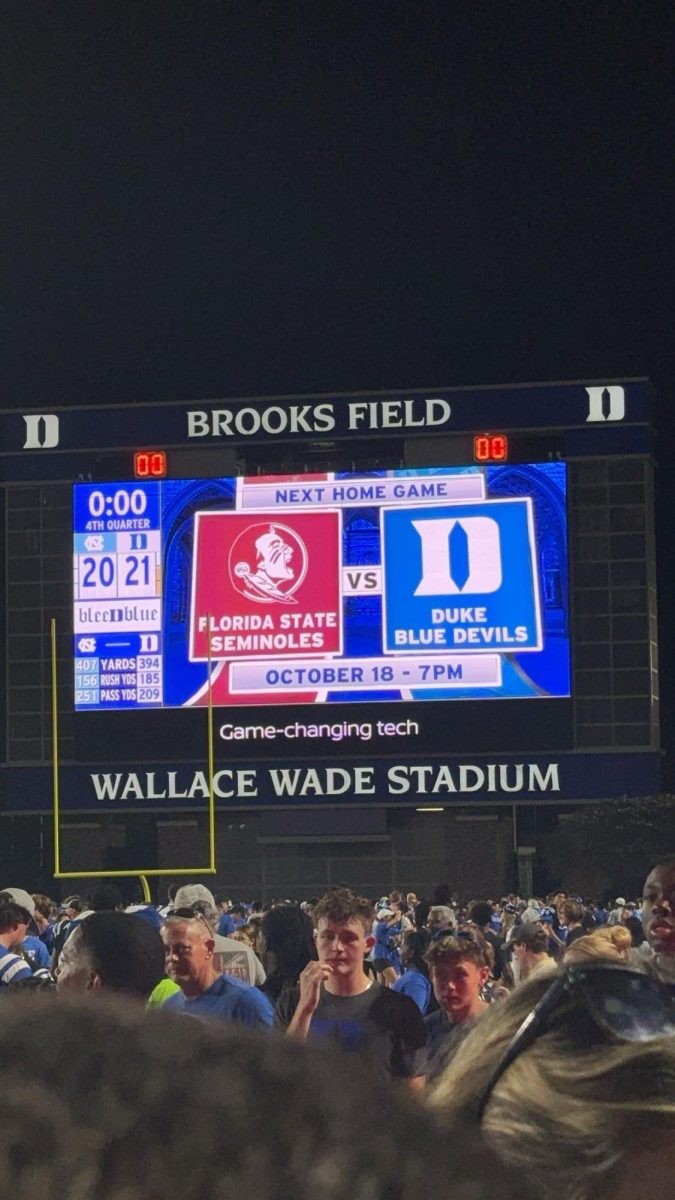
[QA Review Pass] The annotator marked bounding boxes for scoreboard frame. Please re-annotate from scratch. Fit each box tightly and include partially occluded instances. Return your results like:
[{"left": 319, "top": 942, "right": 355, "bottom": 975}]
[{"left": 0, "top": 379, "right": 661, "bottom": 842}]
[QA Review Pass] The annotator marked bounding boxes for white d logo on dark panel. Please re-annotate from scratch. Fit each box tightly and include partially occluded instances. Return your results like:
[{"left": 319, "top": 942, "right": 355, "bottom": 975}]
[
  {"left": 22, "top": 414, "right": 60, "bottom": 449},
  {"left": 585, "top": 386, "right": 625, "bottom": 423}
]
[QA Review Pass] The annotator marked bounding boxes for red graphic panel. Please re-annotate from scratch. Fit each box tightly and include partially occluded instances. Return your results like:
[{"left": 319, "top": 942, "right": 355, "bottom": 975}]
[{"left": 190, "top": 510, "right": 342, "bottom": 661}]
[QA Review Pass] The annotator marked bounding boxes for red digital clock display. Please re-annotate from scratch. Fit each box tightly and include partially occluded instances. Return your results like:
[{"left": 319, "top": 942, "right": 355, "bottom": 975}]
[
  {"left": 473, "top": 434, "right": 508, "bottom": 463},
  {"left": 134, "top": 450, "right": 167, "bottom": 478}
]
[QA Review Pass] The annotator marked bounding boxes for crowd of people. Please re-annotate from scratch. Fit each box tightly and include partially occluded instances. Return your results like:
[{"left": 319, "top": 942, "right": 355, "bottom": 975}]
[{"left": 1, "top": 862, "right": 675, "bottom": 1197}]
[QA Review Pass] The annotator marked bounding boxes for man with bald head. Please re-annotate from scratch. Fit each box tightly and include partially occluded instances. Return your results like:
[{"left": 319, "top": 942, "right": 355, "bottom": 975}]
[{"left": 162, "top": 912, "right": 273, "bottom": 1028}]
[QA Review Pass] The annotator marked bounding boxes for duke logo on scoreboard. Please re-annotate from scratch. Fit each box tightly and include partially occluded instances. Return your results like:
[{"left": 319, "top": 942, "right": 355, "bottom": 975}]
[
  {"left": 381, "top": 499, "right": 543, "bottom": 654},
  {"left": 190, "top": 509, "right": 343, "bottom": 661}
]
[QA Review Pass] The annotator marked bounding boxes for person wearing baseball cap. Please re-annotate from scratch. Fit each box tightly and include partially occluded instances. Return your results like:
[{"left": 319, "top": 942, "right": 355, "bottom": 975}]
[
  {"left": 607, "top": 897, "right": 627, "bottom": 926},
  {"left": 0, "top": 891, "right": 37, "bottom": 986},
  {"left": 0, "top": 888, "right": 52, "bottom": 969}
]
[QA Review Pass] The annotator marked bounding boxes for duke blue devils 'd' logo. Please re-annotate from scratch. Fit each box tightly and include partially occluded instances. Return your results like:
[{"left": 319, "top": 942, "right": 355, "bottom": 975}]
[
  {"left": 412, "top": 516, "right": 502, "bottom": 595},
  {"left": 22, "top": 413, "right": 60, "bottom": 449},
  {"left": 585, "top": 385, "right": 625, "bottom": 422}
]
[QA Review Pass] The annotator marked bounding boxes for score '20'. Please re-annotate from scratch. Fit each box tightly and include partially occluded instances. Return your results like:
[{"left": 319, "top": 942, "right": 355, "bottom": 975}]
[{"left": 81, "top": 554, "right": 152, "bottom": 588}]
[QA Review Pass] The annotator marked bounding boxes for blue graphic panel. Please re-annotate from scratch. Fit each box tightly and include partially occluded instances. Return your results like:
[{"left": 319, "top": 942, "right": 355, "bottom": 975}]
[{"left": 381, "top": 498, "right": 542, "bottom": 654}]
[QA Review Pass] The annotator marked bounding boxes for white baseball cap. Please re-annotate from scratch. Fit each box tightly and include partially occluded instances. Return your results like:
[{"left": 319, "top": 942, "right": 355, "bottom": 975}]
[
  {"left": 1, "top": 887, "right": 36, "bottom": 918},
  {"left": 173, "top": 884, "right": 216, "bottom": 911}
]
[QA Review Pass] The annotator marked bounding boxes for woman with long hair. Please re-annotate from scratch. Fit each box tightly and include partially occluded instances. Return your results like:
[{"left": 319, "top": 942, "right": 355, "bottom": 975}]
[{"left": 258, "top": 903, "right": 317, "bottom": 1005}]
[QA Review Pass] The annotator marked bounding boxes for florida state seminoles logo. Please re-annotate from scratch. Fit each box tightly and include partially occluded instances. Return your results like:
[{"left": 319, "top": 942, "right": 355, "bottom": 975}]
[{"left": 228, "top": 522, "right": 308, "bottom": 605}]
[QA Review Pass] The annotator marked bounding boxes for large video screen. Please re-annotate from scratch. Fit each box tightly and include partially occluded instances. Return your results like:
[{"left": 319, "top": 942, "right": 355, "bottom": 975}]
[{"left": 73, "top": 464, "right": 569, "bottom": 711}]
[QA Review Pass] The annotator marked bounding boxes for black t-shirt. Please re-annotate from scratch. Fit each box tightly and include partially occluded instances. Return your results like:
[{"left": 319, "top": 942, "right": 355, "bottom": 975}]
[
  {"left": 275, "top": 981, "right": 426, "bottom": 1082},
  {"left": 565, "top": 925, "right": 586, "bottom": 947}
]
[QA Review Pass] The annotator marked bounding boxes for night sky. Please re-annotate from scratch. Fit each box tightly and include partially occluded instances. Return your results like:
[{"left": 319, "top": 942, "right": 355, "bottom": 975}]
[{"left": 4, "top": 3, "right": 675, "bottom": 763}]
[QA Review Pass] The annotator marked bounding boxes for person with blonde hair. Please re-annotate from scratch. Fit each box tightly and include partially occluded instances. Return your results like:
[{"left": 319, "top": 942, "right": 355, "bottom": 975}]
[
  {"left": 563, "top": 924, "right": 632, "bottom": 966},
  {"left": 431, "top": 961, "right": 675, "bottom": 1200}
]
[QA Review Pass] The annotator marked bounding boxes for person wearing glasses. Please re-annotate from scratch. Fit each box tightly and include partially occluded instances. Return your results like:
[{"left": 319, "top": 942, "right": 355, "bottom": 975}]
[
  {"left": 422, "top": 932, "right": 491, "bottom": 1084},
  {"left": 162, "top": 910, "right": 274, "bottom": 1029},
  {"left": 429, "top": 959, "right": 675, "bottom": 1199}
]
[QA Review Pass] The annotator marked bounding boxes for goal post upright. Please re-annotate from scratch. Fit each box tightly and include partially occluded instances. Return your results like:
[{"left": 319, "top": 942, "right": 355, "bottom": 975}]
[{"left": 50, "top": 618, "right": 217, "bottom": 889}]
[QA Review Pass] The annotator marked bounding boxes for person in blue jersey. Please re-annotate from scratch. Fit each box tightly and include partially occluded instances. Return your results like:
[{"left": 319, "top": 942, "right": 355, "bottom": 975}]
[
  {"left": 391, "top": 929, "right": 433, "bottom": 1014},
  {"left": 30, "top": 892, "right": 58, "bottom": 951},
  {"left": 215, "top": 891, "right": 235, "bottom": 935},
  {"left": 124, "top": 902, "right": 163, "bottom": 931},
  {"left": 162, "top": 910, "right": 274, "bottom": 1029},
  {"left": 0, "top": 888, "right": 52, "bottom": 971},
  {"left": 230, "top": 904, "right": 248, "bottom": 930},
  {"left": 50, "top": 894, "right": 84, "bottom": 963},
  {"left": 0, "top": 897, "right": 34, "bottom": 986},
  {"left": 371, "top": 905, "right": 403, "bottom": 984}
]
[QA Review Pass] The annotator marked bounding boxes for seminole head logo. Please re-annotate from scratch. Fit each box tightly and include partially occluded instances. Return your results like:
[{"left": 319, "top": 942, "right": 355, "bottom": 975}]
[{"left": 228, "top": 522, "right": 308, "bottom": 605}]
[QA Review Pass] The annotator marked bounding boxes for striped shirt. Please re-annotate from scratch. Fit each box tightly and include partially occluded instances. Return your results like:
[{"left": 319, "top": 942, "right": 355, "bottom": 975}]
[{"left": 0, "top": 944, "right": 33, "bottom": 986}]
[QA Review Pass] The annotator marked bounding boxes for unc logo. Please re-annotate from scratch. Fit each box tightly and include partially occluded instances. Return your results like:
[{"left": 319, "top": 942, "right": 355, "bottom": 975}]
[
  {"left": 228, "top": 522, "right": 308, "bottom": 605},
  {"left": 22, "top": 413, "right": 60, "bottom": 449},
  {"left": 585, "top": 385, "right": 625, "bottom": 423},
  {"left": 412, "top": 516, "right": 502, "bottom": 595}
]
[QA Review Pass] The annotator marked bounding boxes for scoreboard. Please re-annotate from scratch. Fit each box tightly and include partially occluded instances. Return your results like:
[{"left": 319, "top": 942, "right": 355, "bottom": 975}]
[
  {"left": 0, "top": 378, "right": 661, "bottom": 822},
  {"left": 71, "top": 464, "right": 568, "bottom": 711}
]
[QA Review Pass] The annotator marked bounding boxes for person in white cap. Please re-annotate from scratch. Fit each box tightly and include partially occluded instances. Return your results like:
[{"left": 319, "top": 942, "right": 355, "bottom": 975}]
[
  {"left": 607, "top": 897, "right": 627, "bottom": 926},
  {"left": 171, "top": 884, "right": 265, "bottom": 986},
  {"left": 0, "top": 891, "right": 37, "bottom": 986}
]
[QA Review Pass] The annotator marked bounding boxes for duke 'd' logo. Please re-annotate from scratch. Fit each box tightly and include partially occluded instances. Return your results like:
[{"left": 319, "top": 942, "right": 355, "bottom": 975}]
[
  {"left": 190, "top": 509, "right": 343, "bottom": 661},
  {"left": 229, "top": 522, "right": 308, "bottom": 605}
]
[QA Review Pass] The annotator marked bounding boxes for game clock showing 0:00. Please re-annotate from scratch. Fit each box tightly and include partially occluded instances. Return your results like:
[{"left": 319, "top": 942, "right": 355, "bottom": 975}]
[{"left": 72, "top": 465, "right": 570, "bottom": 712}]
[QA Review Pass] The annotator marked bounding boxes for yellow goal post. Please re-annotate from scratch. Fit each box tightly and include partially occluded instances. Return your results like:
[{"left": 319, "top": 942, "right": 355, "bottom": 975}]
[{"left": 51, "top": 619, "right": 217, "bottom": 901}]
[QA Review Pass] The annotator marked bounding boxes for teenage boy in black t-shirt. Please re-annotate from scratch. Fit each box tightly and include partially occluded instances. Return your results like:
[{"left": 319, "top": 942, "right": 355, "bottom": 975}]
[{"left": 275, "top": 888, "right": 425, "bottom": 1087}]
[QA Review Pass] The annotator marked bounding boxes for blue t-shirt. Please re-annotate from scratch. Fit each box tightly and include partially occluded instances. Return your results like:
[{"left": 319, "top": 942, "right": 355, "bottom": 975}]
[
  {"left": 164, "top": 974, "right": 274, "bottom": 1029},
  {"left": 0, "top": 944, "right": 33, "bottom": 986},
  {"left": 217, "top": 913, "right": 235, "bottom": 937},
  {"left": 373, "top": 920, "right": 401, "bottom": 971},
  {"left": 391, "top": 968, "right": 432, "bottom": 1015}
]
